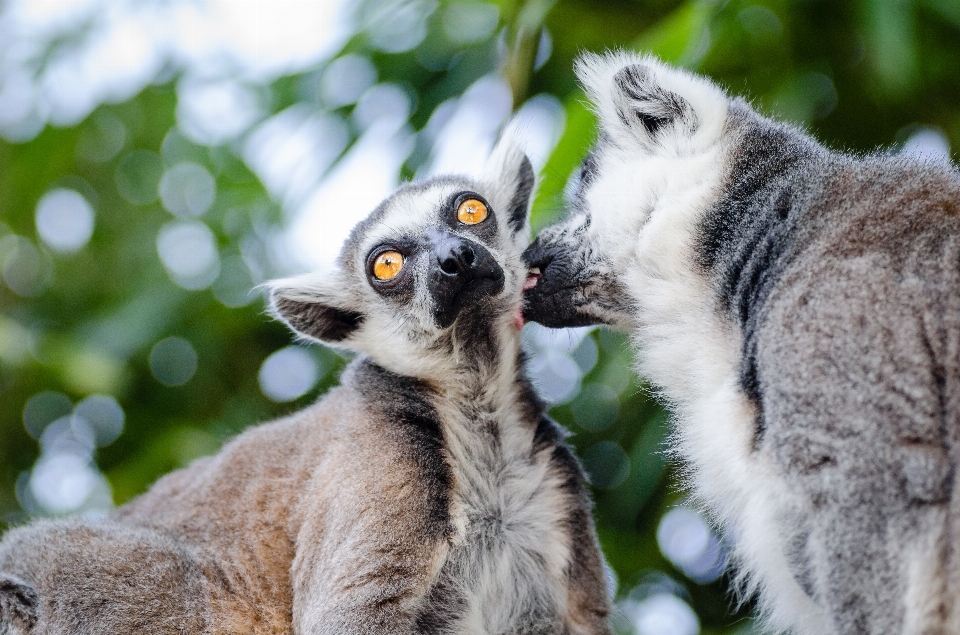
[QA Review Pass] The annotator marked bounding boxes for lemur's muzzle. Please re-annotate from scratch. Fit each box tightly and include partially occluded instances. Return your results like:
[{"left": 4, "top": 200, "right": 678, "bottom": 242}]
[
  {"left": 428, "top": 229, "right": 504, "bottom": 328},
  {"left": 521, "top": 235, "right": 596, "bottom": 328}
]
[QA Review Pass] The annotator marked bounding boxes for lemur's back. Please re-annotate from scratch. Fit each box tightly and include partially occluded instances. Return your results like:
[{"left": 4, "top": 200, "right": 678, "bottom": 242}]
[
  {"left": 753, "top": 158, "right": 960, "bottom": 633},
  {"left": 519, "top": 52, "right": 960, "bottom": 634},
  {"left": 0, "top": 384, "right": 352, "bottom": 634}
]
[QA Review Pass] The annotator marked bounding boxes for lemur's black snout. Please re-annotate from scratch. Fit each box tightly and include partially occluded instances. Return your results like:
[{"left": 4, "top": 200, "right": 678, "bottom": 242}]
[
  {"left": 428, "top": 230, "right": 504, "bottom": 329},
  {"left": 438, "top": 241, "right": 477, "bottom": 276},
  {"left": 522, "top": 236, "right": 555, "bottom": 280},
  {"left": 521, "top": 235, "right": 595, "bottom": 328}
]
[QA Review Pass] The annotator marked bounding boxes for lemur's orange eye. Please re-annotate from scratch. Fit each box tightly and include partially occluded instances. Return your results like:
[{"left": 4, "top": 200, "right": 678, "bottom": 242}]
[
  {"left": 457, "top": 199, "right": 488, "bottom": 225},
  {"left": 373, "top": 251, "right": 404, "bottom": 281}
]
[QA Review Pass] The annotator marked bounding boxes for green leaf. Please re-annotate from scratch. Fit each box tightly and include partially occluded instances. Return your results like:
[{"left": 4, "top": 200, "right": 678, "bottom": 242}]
[
  {"left": 530, "top": 93, "right": 595, "bottom": 232},
  {"left": 633, "top": 0, "right": 717, "bottom": 68}
]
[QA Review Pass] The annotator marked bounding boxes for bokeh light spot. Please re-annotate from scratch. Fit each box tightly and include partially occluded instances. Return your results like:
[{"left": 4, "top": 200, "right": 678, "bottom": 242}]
[
  {"left": 156, "top": 219, "right": 221, "bottom": 289},
  {"left": 0, "top": 70, "right": 44, "bottom": 142},
  {"left": 622, "top": 593, "right": 700, "bottom": 635},
  {"left": 176, "top": 77, "right": 263, "bottom": 146},
  {"left": 364, "top": 0, "right": 435, "bottom": 54},
  {"left": 522, "top": 323, "right": 594, "bottom": 404},
  {"left": 41, "top": 416, "right": 96, "bottom": 458},
  {"left": 901, "top": 126, "right": 951, "bottom": 161},
  {"left": 0, "top": 235, "right": 52, "bottom": 297},
  {"left": 534, "top": 28, "right": 552, "bottom": 70},
  {"left": 149, "top": 336, "right": 198, "bottom": 386},
  {"left": 23, "top": 391, "right": 73, "bottom": 439},
  {"left": 319, "top": 54, "right": 377, "bottom": 109},
  {"left": 572, "top": 334, "right": 598, "bottom": 374},
  {"left": 159, "top": 162, "right": 216, "bottom": 217},
  {"left": 73, "top": 394, "right": 125, "bottom": 447},
  {"left": 583, "top": 441, "right": 630, "bottom": 489},
  {"left": 29, "top": 453, "right": 105, "bottom": 515},
  {"left": 657, "top": 508, "right": 726, "bottom": 584},
  {"left": 27, "top": 409, "right": 115, "bottom": 516},
  {"left": 258, "top": 346, "right": 321, "bottom": 402},
  {"left": 35, "top": 188, "right": 95, "bottom": 253},
  {"left": 353, "top": 83, "right": 413, "bottom": 131}
]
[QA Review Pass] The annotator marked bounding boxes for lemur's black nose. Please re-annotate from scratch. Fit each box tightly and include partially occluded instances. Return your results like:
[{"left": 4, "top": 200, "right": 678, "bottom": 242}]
[
  {"left": 427, "top": 229, "right": 504, "bottom": 328},
  {"left": 438, "top": 243, "right": 477, "bottom": 276}
]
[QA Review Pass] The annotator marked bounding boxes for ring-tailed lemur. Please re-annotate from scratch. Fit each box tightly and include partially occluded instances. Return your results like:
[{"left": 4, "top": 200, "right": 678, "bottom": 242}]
[
  {"left": 522, "top": 51, "right": 960, "bottom": 635},
  {"left": 0, "top": 136, "right": 612, "bottom": 635}
]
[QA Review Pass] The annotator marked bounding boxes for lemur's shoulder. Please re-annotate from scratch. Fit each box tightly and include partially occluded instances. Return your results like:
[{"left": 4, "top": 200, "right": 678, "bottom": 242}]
[
  {"left": 117, "top": 361, "right": 445, "bottom": 525},
  {"left": 818, "top": 157, "right": 960, "bottom": 248}
]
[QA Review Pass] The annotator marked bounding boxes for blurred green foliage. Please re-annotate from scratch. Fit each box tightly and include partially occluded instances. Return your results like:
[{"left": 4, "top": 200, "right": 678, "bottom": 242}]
[{"left": 0, "top": 0, "right": 957, "bottom": 632}]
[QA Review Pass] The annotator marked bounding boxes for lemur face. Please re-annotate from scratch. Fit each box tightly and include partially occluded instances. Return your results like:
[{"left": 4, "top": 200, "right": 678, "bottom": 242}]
[
  {"left": 360, "top": 189, "right": 507, "bottom": 331},
  {"left": 270, "top": 136, "right": 535, "bottom": 378},
  {"left": 522, "top": 52, "right": 729, "bottom": 330}
]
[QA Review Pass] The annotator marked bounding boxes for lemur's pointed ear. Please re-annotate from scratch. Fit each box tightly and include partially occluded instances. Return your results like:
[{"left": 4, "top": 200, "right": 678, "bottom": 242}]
[
  {"left": 577, "top": 53, "right": 709, "bottom": 147},
  {"left": 482, "top": 133, "right": 535, "bottom": 234},
  {"left": 269, "top": 267, "right": 364, "bottom": 345},
  {"left": 610, "top": 64, "right": 696, "bottom": 141}
]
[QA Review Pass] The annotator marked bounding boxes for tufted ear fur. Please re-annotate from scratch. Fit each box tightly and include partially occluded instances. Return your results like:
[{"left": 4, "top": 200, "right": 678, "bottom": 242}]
[
  {"left": 269, "top": 266, "right": 364, "bottom": 345},
  {"left": 0, "top": 574, "right": 38, "bottom": 633},
  {"left": 575, "top": 51, "right": 728, "bottom": 153},
  {"left": 610, "top": 64, "right": 697, "bottom": 140},
  {"left": 481, "top": 133, "right": 536, "bottom": 236}
]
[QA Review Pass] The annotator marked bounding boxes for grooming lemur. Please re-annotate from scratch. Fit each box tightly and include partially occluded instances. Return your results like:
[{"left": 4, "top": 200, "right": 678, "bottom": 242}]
[
  {"left": 522, "top": 51, "right": 960, "bottom": 635},
  {"left": 0, "top": 137, "right": 612, "bottom": 635}
]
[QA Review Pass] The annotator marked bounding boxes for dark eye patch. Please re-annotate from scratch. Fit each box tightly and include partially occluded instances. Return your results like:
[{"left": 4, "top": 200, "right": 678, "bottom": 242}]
[
  {"left": 443, "top": 191, "right": 498, "bottom": 242},
  {"left": 366, "top": 239, "right": 417, "bottom": 301}
]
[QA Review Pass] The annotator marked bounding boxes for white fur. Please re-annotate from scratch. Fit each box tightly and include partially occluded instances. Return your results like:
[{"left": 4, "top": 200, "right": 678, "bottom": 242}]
[
  {"left": 574, "top": 52, "right": 828, "bottom": 633},
  {"left": 433, "top": 368, "right": 577, "bottom": 633},
  {"left": 900, "top": 507, "right": 949, "bottom": 634}
]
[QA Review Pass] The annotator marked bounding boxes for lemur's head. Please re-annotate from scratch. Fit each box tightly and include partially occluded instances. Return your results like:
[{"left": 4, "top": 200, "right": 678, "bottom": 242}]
[
  {"left": 269, "top": 135, "right": 535, "bottom": 380},
  {"left": 523, "top": 51, "right": 731, "bottom": 329}
]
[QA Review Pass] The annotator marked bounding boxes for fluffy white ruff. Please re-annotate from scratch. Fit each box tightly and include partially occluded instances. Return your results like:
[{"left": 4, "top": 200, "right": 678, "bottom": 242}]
[
  {"left": 434, "top": 392, "right": 576, "bottom": 633},
  {"left": 576, "top": 51, "right": 829, "bottom": 633}
]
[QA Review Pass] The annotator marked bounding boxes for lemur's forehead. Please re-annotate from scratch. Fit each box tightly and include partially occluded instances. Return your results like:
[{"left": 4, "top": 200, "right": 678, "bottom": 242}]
[{"left": 340, "top": 176, "right": 482, "bottom": 262}]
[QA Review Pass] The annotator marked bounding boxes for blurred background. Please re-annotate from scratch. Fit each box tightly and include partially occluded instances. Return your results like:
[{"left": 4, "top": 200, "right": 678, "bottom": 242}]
[{"left": 0, "top": 0, "right": 957, "bottom": 633}]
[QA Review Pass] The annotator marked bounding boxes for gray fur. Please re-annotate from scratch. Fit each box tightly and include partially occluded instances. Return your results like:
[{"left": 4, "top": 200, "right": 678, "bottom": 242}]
[
  {"left": 523, "top": 51, "right": 960, "bottom": 634},
  {"left": 0, "top": 137, "right": 612, "bottom": 635},
  {"left": 754, "top": 156, "right": 960, "bottom": 633}
]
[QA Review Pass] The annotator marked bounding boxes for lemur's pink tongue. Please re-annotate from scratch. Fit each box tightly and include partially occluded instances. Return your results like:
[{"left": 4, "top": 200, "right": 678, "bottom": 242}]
[{"left": 523, "top": 269, "right": 541, "bottom": 291}]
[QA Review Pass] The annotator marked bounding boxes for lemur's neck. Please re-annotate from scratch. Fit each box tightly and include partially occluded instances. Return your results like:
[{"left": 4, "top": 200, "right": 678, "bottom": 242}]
[
  {"left": 691, "top": 106, "right": 830, "bottom": 420},
  {"left": 349, "top": 332, "right": 541, "bottom": 436},
  {"left": 437, "top": 326, "right": 527, "bottom": 410},
  {"left": 357, "top": 316, "right": 535, "bottom": 418}
]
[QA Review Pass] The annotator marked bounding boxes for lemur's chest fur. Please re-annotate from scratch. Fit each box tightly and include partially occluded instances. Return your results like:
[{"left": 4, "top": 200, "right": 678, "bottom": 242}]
[{"left": 415, "top": 387, "right": 573, "bottom": 635}]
